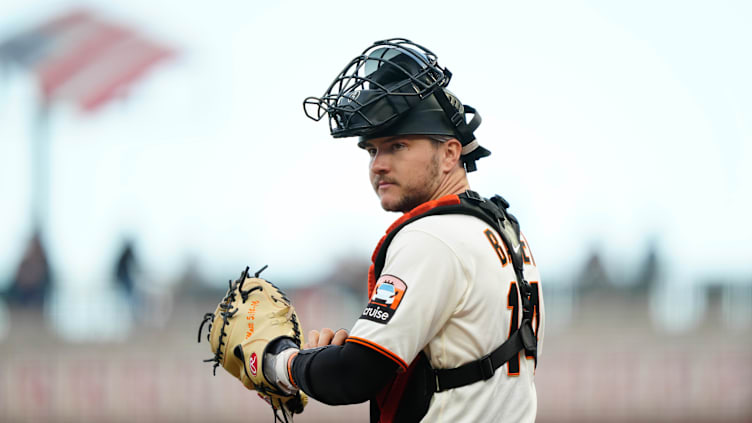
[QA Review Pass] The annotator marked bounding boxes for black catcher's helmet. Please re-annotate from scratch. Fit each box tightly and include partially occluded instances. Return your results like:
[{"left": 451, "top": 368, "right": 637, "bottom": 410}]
[{"left": 304, "top": 38, "right": 491, "bottom": 172}]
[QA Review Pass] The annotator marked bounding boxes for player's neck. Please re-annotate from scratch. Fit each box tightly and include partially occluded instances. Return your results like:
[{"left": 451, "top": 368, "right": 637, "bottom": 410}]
[{"left": 428, "top": 167, "right": 470, "bottom": 202}]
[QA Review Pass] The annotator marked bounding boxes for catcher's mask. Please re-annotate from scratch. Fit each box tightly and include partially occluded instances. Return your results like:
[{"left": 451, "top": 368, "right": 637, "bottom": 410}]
[{"left": 304, "top": 38, "right": 490, "bottom": 172}]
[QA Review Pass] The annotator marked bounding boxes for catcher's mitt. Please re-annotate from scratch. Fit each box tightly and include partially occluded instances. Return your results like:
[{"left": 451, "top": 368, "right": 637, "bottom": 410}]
[{"left": 198, "top": 265, "right": 306, "bottom": 422}]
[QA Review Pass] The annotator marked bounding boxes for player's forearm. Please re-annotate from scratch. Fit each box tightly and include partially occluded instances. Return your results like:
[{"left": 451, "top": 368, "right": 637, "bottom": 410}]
[{"left": 290, "top": 342, "right": 398, "bottom": 405}]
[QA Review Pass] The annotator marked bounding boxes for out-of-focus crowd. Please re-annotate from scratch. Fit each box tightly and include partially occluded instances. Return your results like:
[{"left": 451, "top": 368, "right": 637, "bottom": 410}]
[{"left": 1, "top": 234, "right": 751, "bottom": 422}]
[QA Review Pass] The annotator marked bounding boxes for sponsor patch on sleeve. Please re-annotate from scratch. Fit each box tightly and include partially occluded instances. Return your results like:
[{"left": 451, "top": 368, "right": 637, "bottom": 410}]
[{"left": 360, "top": 274, "right": 407, "bottom": 324}]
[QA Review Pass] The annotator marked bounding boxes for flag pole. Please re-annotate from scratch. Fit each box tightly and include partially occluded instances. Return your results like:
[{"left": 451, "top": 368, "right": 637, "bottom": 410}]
[{"left": 31, "top": 99, "right": 50, "bottom": 237}]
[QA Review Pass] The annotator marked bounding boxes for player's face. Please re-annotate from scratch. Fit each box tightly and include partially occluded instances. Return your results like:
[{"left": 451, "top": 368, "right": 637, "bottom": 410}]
[{"left": 364, "top": 135, "right": 441, "bottom": 213}]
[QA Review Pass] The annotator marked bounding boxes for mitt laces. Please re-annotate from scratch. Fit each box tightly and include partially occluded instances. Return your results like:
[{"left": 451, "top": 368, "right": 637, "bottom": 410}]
[
  {"left": 197, "top": 266, "right": 258, "bottom": 374},
  {"left": 254, "top": 383, "right": 296, "bottom": 422},
  {"left": 271, "top": 401, "right": 293, "bottom": 423}
]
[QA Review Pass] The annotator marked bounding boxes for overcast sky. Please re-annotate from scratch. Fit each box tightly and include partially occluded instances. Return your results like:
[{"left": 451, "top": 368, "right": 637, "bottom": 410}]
[{"left": 0, "top": 0, "right": 750, "bottom": 291}]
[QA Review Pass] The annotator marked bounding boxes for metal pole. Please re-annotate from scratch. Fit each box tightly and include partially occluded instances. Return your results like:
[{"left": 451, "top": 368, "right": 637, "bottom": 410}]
[{"left": 31, "top": 100, "right": 50, "bottom": 236}]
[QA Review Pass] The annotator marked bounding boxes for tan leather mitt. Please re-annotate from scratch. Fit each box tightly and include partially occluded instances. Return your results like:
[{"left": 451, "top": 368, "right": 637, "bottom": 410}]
[{"left": 198, "top": 265, "right": 307, "bottom": 421}]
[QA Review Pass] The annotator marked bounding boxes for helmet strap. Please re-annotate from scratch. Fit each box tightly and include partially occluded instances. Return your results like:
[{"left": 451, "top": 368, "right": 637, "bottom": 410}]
[
  {"left": 432, "top": 88, "right": 487, "bottom": 172},
  {"left": 432, "top": 88, "right": 482, "bottom": 145}
]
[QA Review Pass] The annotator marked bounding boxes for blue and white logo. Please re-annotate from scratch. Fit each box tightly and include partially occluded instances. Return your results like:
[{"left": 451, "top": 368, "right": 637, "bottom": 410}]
[{"left": 373, "top": 283, "right": 395, "bottom": 305}]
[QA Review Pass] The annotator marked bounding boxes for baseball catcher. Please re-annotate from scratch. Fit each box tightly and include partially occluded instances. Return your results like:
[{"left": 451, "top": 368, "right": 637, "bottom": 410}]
[
  {"left": 198, "top": 265, "right": 307, "bottom": 422},
  {"left": 201, "top": 38, "right": 544, "bottom": 422}
]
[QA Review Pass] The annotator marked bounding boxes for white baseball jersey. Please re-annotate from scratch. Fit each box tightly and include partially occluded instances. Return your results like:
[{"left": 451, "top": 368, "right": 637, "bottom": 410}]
[{"left": 349, "top": 214, "right": 545, "bottom": 422}]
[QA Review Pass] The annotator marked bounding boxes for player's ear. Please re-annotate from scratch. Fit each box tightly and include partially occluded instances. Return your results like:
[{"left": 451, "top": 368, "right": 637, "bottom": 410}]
[{"left": 441, "top": 138, "right": 463, "bottom": 172}]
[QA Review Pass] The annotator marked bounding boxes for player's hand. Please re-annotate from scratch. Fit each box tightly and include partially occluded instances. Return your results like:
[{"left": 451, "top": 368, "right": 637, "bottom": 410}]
[{"left": 304, "top": 328, "right": 348, "bottom": 348}]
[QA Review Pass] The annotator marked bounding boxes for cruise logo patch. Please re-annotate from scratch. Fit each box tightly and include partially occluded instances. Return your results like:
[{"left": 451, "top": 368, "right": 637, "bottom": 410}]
[{"left": 360, "top": 274, "right": 407, "bottom": 324}]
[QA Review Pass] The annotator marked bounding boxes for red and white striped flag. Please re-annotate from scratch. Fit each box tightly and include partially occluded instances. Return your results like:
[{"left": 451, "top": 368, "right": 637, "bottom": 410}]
[
  {"left": 49, "top": 35, "right": 174, "bottom": 111},
  {"left": 0, "top": 8, "right": 175, "bottom": 112}
]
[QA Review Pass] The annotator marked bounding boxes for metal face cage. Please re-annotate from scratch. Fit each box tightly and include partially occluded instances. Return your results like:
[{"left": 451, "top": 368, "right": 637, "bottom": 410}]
[{"left": 304, "top": 38, "right": 451, "bottom": 138}]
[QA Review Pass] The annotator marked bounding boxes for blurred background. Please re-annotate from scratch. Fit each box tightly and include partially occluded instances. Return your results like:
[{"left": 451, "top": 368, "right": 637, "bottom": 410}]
[{"left": 1, "top": 1, "right": 750, "bottom": 422}]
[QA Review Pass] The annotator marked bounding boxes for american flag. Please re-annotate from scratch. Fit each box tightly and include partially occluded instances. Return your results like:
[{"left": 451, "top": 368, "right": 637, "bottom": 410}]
[{"left": 0, "top": 8, "right": 174, "bottom": 111}]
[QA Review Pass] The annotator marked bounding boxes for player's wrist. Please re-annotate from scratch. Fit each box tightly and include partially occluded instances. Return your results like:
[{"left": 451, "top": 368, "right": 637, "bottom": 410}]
[
  {"left": 264, "top": 347, "right": 299, "bottom": 395},
  {"left": 287, "top": 351, "right": 299, "bottom": 389}
]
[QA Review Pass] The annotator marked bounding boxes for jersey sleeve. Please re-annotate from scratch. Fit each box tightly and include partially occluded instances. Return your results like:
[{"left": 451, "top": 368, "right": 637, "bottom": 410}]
[{"left": 347, "top": 227, "right": 469, "bottom": 370}]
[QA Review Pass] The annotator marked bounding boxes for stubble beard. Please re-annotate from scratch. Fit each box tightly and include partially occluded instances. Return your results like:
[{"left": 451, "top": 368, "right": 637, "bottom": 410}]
[{"left": 383, "top": 153, "right": 441, "bottom": 213}]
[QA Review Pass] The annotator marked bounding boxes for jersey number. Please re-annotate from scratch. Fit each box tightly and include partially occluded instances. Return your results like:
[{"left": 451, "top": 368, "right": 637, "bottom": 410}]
[{"left": 506, "top": 281, "right": 540, "bottom": 376}]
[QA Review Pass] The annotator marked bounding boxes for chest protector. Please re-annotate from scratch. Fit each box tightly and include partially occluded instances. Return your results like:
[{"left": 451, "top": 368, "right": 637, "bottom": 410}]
[{"left": 367, "top": 190, "right": 538, "bottom": 423}]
